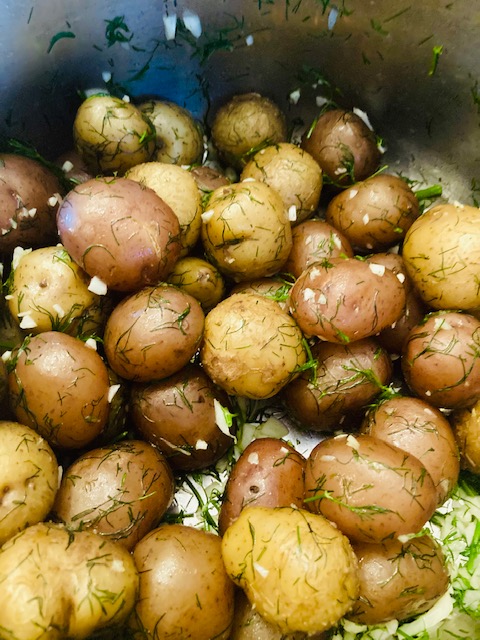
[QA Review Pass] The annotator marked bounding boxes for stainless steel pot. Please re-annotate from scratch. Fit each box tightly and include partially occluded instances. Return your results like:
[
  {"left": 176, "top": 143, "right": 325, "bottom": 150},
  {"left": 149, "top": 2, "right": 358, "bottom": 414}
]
[{"left": 0, "top": 1, "right": 478, "bottom": 201}]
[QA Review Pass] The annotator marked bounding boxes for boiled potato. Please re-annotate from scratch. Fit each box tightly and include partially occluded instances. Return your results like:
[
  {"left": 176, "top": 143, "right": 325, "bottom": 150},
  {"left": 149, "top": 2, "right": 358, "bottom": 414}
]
[
  {"left": 200, "top": 292, "right": 307, "bottom": 399},
  {"left": 289, "top": 257, "right": 406, "bottom": 343},
  {"left": 7, "top": 331, "right": 111, "bottom": 449},
  {"left": 221, "top": 506, "right": 359, "bottom": 635},
  {"left": 451, "top": 399, "right": 480, "bottom": 473},
  {"left": 361, "top": 395, "right": 460, "bottom": 506},
  {"left": 201, "top": 180, "right": 292, "bottom": 282},
  {"left": 282, "top": 337, "right": 392, "bottom": 432},
  {"left": 240, "top": 142, "right": 322, "bottom": 224},
  {"left": 0, "top": 522, "right": 138, "bottom": 640},
  {"left": 301, "top": 108, "right": 381, "bottom": 185},
  {"left": 402, "top": 311, "right": 480, "bottom": 409},
  {"left": 218, "top": 437, "right": 306, "bottom": 535},
  {"left": 167, "top": 255, "right": 226, "bottom": 311},
  {"left": 189, "top": 164, "right": 231, "bottom": 193},
  {"left": 304, "top": 433, "right": 438, "bottom": 543},
  {"left": 283, "top": 218, "right": 354, "bottom": 279},
  {"left": 138, "top": 99, "right": 204, "bottom": 165},
  {"left": 0, "top": 153, "right": 63, "bottom": 253},
  {"left": 7, "top": 244, "right": 104, "bottom": 335},
  {"left": 231, "top": 276, "right": 292, "bottom": 311},
  {"left": 349, "top": 534, "right": 449, "bottom": 624},
  {"left": 53, "top": 440, "right": 174, "bottom": 550},
  {"left": 402, "top": 202, "right": 480, "bottom": 310},
  {"left": 126, "top": 161, "right": 203, "bottom": 256},
  {"left": 130, "top": 363, "right": 234, "bottom": 471},
  {"left": 57, "top": 176, "right": 181, "bottom": 292},
  {"left": 130, "top": 523, "right": 235, "bottom": 640},
  {"left": 73, "top": 94, "right": 155, "bottom": 175},
  {"left": 211, "top": 92, "right": 287, "bottom": 169},
  {"left": 325, "top": 173, "right": 419, "bottom": 252},
  {"left": 103, "top": 284, "right": 204, "bottom": 382},
  {"left": 0, "top": 421, "right": 58, "bottom": 546}
]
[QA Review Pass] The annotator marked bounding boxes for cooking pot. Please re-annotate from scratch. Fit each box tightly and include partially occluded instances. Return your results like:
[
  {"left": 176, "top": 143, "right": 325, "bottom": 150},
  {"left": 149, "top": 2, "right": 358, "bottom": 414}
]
[{"left": 0, "top": 0, "right": 478, "bottom": 202}]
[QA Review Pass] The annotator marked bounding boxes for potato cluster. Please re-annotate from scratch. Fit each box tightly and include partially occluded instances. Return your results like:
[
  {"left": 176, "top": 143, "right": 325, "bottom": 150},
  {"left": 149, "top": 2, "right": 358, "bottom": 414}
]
[{"left": 0, "top": 87, "right": 476, "bottom": 639}]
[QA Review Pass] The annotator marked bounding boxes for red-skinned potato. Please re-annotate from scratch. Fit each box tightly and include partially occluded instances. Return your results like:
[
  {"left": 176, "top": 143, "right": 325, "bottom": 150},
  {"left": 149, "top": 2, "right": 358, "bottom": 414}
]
[
  {"left": 129, "top": 363, "right": 234, "bottom": 471},
  {"left": 349, "top": 534, "right": 449, "bottom": 625},
  {"left": 7, "top": 331, "right": 111, "bottom": 449},
  {"left": 301, "top": 108, "right": 381, "bottom": 185},
  {"left": 402, "top": 311, "right": 480, "bottom": 409},
  {"left": 218, "top": 437, "right": 306, "bottom": 535},
  {"left": 0, "top": 154, "right": 63, "bottom": 253},
  {"left": 361, "top": 395, "right": 460, "bottom": 506},
  {"left": 104, "top": 284, "right": 204, "bottom": 383},
  {"left": 53, "top": 439, "right": 174, "bottom": 551},
  {"left": 282, "top": 337, "right": 392, "bottom": 432},
  {"left": 304, "top": 433, "right": 438, "bottom": 543},
  {"left": 325, "top": 174, "right": 419, "bottom": 252},
  {"left": 57, "top": 176, "right": 181, "bottom": 292},
  {"left": 130, "top": 523, "right": 235, "bottom": 640},
  {"left": 289, "top": 257, "right": 406, "bottom": 343}
]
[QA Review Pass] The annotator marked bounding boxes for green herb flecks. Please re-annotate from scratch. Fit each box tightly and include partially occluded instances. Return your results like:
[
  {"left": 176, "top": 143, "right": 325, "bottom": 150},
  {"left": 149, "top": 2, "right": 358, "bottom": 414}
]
[
  {"left": 428, "top": 45, "right": 444, "bottom": 76},
  {"left": 47, "top": 30, "right": 76, "bottom": 54},
  {"left": 105, "top": 16, "right": 133, "bottom": 47}
]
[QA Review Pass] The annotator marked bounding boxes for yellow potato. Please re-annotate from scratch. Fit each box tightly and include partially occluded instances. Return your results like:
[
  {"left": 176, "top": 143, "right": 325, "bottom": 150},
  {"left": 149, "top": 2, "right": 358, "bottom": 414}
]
[{"left": 221, "top": 506, "right": 359, "bottom": 635}]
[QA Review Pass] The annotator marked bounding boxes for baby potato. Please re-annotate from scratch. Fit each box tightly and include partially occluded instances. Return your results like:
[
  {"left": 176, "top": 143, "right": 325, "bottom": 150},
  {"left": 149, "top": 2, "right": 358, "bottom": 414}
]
[
  {"left": 53, "top": 439, "right": 174, "bottom": 550},
  {"left": 402, "top": 311, "right": 480, "bottom": 409},
  {"left": 402, "top": 202, "right": 480, "bottom": 310},
  {"left": 289, "top": 257, "right": 406, "bottom": 343},
  {"left": 301, "top": 108, "right": 381, "bottom": 185},
  {"left": 221, "top": 506, "right": 359, "bottom": 635},
  {"left": 7, "top": 331, "right": 111, "bottom": 449},
  {"left": 57, "top": 176, "right": 181, "bottom": 292},
  {"left": 361, "top": 396, "right": 460, "bottom": 506},
  {"left": 104, "top": 284, "right": 204, "bottom": 382},
  {"left": 304, "top": 433, "right": 438, "bottom": 543},
  {"left": 130, "top": 523, "right": 235, "bottom": 640},
  {"left": 167, "top": 255, "right": 226, "bottom": 312},
  {"left": 218, "top": 437, "right": 306, "bottom": 535},
  {"left": 138, "top": 99, "right": 204, "bottom": 165},
  {"left": 0, "top": 153, "right": 63, "bottom": 253},
  {"left": 283, "top": 218, "right": 354, "bottom": 279},
  {"left": 126, "top": 161, "right": 202, "bottom": 256},
  {"left": 200, "top": 292, "right": 307, "bottom": 399},
  {"left": 0, "top": 522, "right": 138, "bottom": 640},
  {"left": 130, "top": 363, "right": 234, "bottom": 471},
  {"left": 282, "top": 337, "right": 392, "bottom": 432},
  {"left": 0, "top": 421, "right": 58, "bottom": 546},
  {"left": 211, "top": 92, "right": 287, "bottom": 169},
  {"left": 189, "top": 165, "right": 231, "bottom": 193},
  {"left": 231, "top": 276, "right": 292, "bottom": 311},
  {"left": 73, "top": 94, "right": 155, "bottom": 175},
  {"left": 349, "top": 534, "right": 449, "bottom": 624},
  {"left": 56, "top": 148, "right": 94, "bottom": 184},
  {"left": 240, "top": 142, "right": 323, "bottom": 224},
  {"left": 7, "top": 244, "right": 103, "bottom": 335},
  {"left": 450, "top": 399, "right": 480, "bottom": 473},
  {"left": 325, "top": 174, "right": 419, "bottom": 252},
  {"left": 201, "top": 180, "right": 292, "bottom": 282}
]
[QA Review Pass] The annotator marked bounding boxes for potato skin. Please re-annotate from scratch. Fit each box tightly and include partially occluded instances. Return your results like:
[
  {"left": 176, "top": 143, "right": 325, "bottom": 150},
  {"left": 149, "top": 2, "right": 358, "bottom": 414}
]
[
  {"left": 361, "top": 396, "right": 459, "bottom": 506},
  {"left": 301, "top": 108, "right": 381, "bottom": 185},
  {"left": 402, "top": 202, "right": 480, "bottom": 310},
  {"left": 0, "top": 522, "right": 139, "bottom": 640},
  {"left": 221, "top": 506, "right": 359, "bottom": 635},
  {"left": 200, "top": 292, "right": 307, "bottom": 399},
  {"left": 167, "top": 256, "right": 226, "bottom": 312},
  {"left": 402, "top": 311, "right": 480, "bottom": 409},
  {"left": 218, "top": 437, "right": 306, "bottom": 535},
  {"left": 450, "top": 399, "right": 480, "bottom": 473},
  {"left": 7, "top": 331, "right": 111, "bottom": 449},
  {"left": 289, "top": 257, "right": 406, "bottom": 343},
  {"left": 130, "top": 524, "right": 235, "bottom": 640},
  {"left": 0, "top": 421, "right": 59, "bottom": 546},
  {"left": 349, "top": 534, "right": 449, "bottom": 624},
  {"left": 53, "top": 440, "right": 174, "bottom": 550},
  {"left": 304, "top": 433, "right": 438, "bottom": 543},
  {"left": 130, "top": 363, "right": 233, "bottom": 471},
  {"left": 0, "top": 154, "right": 62, "bottom": 253},
  {"left": 57, "top": 176, "right": 181, "bottom": 292},
  {"left": 104, "top": 284, "right": 204, "bottom": 382},
  {"left": 325, "top": 174, "right": 419, "bottom": 252}
]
